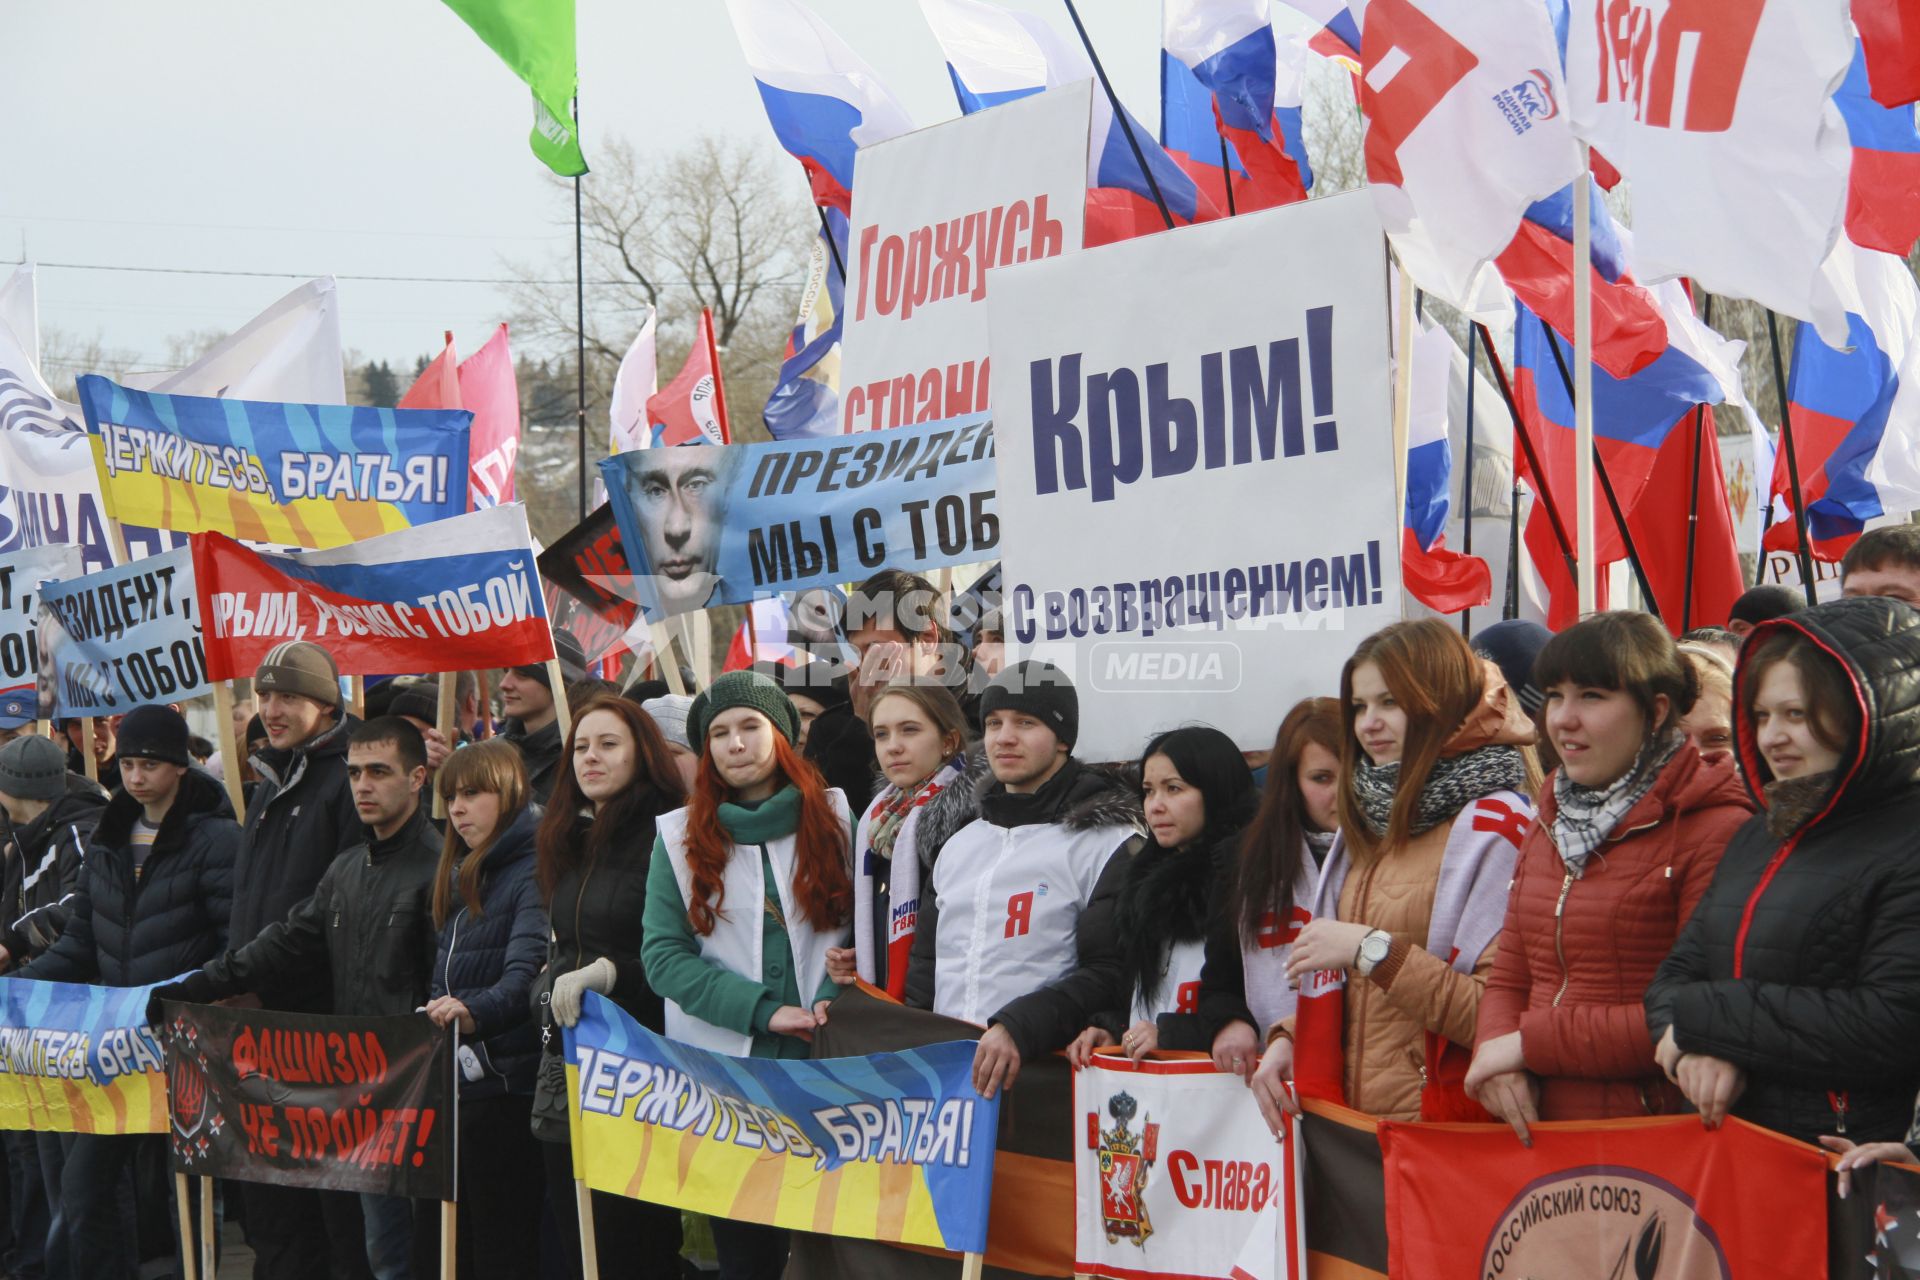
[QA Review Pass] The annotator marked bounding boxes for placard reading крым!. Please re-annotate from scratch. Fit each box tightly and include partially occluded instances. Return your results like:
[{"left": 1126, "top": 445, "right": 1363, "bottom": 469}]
[
  {"left": 839, "top": 81, "right": 1089, "bottom": 433},
  {"left": 987, "top": 190, "right": 1401, "bottom": 761}
]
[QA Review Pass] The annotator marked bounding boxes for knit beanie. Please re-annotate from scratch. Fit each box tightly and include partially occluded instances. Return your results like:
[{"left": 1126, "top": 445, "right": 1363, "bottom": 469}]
[
  {"left": 980, "top": 660, "right": 1078, "bottom": 750},
  {"left": 388, "top": 679, "right": 439, "bottom": 726},
  {"left": 0, "top": 735, "right": 66, "bottom": 802},
  {"left": 1471, "top": 621, "right": 1553, "bottom": 716},
  {"left": 117, "top": 705, "right": 192, "bottom": 767},
  {"left": 641, "top": 695, "right": 694, "bottom": 752},
  {"left": 253, "top": 641, "right": 342, "bottom": 709},
  {"left": 513, "top": 629, "right": 588, "bottom": 690},
  {"left": 687, "top": 671, "right": 801, "bottom": 748}
]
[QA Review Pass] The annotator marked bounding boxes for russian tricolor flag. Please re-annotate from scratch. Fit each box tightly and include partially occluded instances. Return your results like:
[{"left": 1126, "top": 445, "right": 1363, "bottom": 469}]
[
  {"left": 726, "top": 0, "right": 914, "bottom": 215},
  {"left": 919, "top": 0, "right": 1220, "bottom": 246},
  {"left": 1161, "top": 1, "right": 1312, "bottom": 213},
  {"left": 1494, "top": 184, "right": 1668, "bottom": 381},
  {"left": 1837, "top": 39, "right": 1920, "bottom": 258},
  {"left": 1402, "top": 321, "right": 1490, "bottom": 612},
  {"left": 1769, "top": 242, "right": 1920, "bottom": 560},
  {"left": 1512, "top": 298, "right": 1729, "bottom": 628}
]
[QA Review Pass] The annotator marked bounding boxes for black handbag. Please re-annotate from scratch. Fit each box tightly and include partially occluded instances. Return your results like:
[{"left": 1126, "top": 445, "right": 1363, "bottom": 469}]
[{"left": 529, "top": 983, "right": 572, "bottom": 1144}]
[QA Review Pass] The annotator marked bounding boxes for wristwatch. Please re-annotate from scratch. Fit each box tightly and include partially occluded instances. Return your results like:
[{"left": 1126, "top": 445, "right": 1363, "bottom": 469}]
[{"left": 1354, "top": 929, "right": 1393, "bottom": 977}]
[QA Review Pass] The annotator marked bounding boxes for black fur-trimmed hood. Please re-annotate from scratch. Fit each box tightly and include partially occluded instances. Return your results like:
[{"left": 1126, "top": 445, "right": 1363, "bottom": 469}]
[
  {"left": 907, "top": 745, "right": 992, "bottom": 869},
  {"left": 977, "top": 757, "right": 1145, "bottom": 833}
]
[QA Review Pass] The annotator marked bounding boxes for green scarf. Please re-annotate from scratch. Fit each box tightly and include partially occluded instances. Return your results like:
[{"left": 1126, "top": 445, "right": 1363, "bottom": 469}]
[{"left": 717, "top": 785, "right": 802, "bottom": 845}]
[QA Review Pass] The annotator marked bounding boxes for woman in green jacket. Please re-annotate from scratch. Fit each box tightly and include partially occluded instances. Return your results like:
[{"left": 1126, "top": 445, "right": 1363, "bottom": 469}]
[{"left": 642, "top": 670, "right": 854, "bottom": 1279}]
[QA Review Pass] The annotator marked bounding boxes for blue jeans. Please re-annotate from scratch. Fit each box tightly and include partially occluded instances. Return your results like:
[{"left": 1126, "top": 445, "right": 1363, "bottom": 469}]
[{"left": 359, "top": 1194, "right": 414, "bottom": 1280}]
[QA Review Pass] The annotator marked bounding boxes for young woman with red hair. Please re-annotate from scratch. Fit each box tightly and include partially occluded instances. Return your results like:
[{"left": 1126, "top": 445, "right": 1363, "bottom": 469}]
[{"left": 641, "top": 669, "right": 853, "bottom": 1279}]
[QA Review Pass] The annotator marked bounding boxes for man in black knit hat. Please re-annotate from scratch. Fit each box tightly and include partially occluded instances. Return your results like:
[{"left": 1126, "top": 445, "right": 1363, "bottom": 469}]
[
  {"left": 498, "top": 628, "right": 586, "bottom": 803},
  {"left": 21, "top": 704, "right": 236, "bottom": 1280}
]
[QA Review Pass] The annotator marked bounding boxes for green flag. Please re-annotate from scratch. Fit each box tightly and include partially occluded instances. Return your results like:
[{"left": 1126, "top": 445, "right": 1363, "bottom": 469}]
[{"left": 442, "top": 0, "right": 587, "bottom": 176}]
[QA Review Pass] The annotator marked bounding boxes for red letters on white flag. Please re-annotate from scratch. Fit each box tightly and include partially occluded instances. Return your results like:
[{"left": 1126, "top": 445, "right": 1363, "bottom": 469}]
[
  {"left": 1568, "top": 0, "right": 1854, "bottom": 344},
  {"left": 1352, "top": 0, "right": 1581, "bottom": 306}
]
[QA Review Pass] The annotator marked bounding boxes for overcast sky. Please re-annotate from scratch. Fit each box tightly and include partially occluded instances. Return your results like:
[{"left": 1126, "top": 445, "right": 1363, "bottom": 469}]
[{"left": 6, "top": 0, "right": 1190, "bottom": 384}]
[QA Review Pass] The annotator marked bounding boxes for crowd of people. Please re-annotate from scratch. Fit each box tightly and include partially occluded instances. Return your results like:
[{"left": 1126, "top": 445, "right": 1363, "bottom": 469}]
[{"left": 4, "top": 528, "right": 1920, "bottom": 1279}]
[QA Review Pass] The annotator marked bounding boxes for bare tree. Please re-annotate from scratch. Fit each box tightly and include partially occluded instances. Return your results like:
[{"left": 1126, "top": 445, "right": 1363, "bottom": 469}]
[
  {"left": 37, "top": 326, "right": 145, "bottom": 390},
  {"left": 505, "top": 134, "right": 815, "bottom": 465}
]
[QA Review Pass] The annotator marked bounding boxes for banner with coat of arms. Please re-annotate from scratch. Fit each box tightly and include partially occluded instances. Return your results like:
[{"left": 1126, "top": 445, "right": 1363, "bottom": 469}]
[{"left": 1073, "top": 1052, "right": 1306, "bottom": 1280}]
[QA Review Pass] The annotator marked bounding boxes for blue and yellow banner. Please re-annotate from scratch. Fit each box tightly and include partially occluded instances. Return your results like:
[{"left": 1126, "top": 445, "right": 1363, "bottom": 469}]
[
  {"left": 0, "top": 977, "right": 169, "bottom": 1134},
  {"left": 565, "top": 993, "right": 998, "bottom": 1253},
  {"left": 76, "top": 375, "right": 471, "bottom": 550}
]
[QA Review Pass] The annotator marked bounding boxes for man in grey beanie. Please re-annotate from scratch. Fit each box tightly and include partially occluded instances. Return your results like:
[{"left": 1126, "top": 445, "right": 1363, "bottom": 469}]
[
  {"left": 641, "top": 694, "right": 698, "bottom": 791},
  {"left": 230, "top": 641, "right": 373, "bottom": 1278}
]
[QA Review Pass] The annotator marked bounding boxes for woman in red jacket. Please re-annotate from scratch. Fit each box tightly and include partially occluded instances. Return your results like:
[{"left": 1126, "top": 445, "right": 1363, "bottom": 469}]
[{"left": 1466, "top": 611, "right": 1752, "bottom": 1141}]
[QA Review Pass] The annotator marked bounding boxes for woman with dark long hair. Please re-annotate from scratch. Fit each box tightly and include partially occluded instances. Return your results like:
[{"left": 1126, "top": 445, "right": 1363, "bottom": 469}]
[
  {"left": 1247, "top": 620, "right": 1536, "bottom": 1130},
  {"left": 1201, "top": 698, "right": 1343, "bottom": 1073},
  {"left": 1648, "top": 597, "right": 1920, "bottom": 1146},
  {"left": 424, "top": 740, "right": 548, "bottom": 1279},
  {"left": 530, "top": 695, "right": 687, "bottom": 1278},
  {"left": 1467, "top": 613, "right": 1750, "bottom": 1141},
  {"left": 1068, "top": 726, "right": 1256, "bottom": 1064},
  {"left": 641, "top": 670, "right": 854, "bottom": 1279}
]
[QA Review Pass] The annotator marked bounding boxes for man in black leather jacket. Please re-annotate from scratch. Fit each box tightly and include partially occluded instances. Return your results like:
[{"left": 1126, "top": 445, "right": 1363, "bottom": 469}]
[{"left": 153, "top": 717, "right": 441, "bottom": 1280}]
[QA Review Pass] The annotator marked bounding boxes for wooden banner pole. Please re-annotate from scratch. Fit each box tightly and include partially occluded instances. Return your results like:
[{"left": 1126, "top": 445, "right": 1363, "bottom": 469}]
[
  {"left": 348, "top": 675, "right": 365, "bottom": 721},
  {"left": 546, "top": 659, "right": 574, "bottom": 748},
  {"left": 199, "top": 1174, "right": 215, "bottom": 1279},
  {"left": 434, "top": 671, "right": 458, "bottom": 820},
  {"left": 174, "top": 1173, "right": 199, "bottom": 1280},
  {"left": 439, "top": 1200, "right": 457, "bottom": 1280},
  {"left": 961, "top": 1252, "right": 984, "bottom": 1280},
  {"left": 210, "top": 680, "right": 247, "bottom": 818},
  {"left": 79, "top": 718, "right": 97, "bottom": 784},
  {"left": 574, "top": 1178, "right": 601, "bottom": 1280},
  {"left": 650, "top": 623, "right": 687, "bottom": 696},
  {"left": 476, "top": 669, "right": 493, "bottom": 739}
]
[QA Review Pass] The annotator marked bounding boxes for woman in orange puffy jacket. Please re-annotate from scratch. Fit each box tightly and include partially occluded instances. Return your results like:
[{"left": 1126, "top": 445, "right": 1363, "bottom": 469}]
[{"left": 1467, "top": 612, "right": 1753, "bottom": 1141}]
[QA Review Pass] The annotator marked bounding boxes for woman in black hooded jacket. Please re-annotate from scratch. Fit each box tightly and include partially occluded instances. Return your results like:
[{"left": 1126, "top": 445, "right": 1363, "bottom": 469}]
[
  {"left": 1646, "top": 595, "right": 1920, "bottom": 1145},
  {"left": 1069, "top": 727, "right": 1256, "bottom": 1064},
  {"left": 530, "top": 695, "right": 686, "bottom": 1279}
]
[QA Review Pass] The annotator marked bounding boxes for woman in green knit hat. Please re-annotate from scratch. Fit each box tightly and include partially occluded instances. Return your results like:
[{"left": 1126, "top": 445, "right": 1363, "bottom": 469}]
[{"left": 640, "top": 668, "right": 854, "bottom": 1278}]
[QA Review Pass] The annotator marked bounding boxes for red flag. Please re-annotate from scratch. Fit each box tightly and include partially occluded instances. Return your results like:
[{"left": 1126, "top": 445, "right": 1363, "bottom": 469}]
[
  {"left": 1857, "top": 0, "right": 1920, "bottom": 108},
  {"left": 646, "top": 310, "right": 730, "bottom": 447},
  {"left": 1494, "top": 221, "right": 1669, "bottom": 380},
  {"left": 457, "top": 324, "right": 521, "bottom": 509},
  {"left": 1381, "top": 1116, "right": 1825, "bottom": 1280},
  {"left": 1631, "top": 409, "right": 1746, "bottom": 634},
  {"left": 1402, "top": 530, "right": 1492, "bottom": 614},
  {"left": 399, "top": 332, "right": 459, "bottom": 410}
]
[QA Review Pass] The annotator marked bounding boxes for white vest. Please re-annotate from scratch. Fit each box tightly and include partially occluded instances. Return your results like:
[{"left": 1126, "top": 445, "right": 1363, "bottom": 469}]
[
  {"left": 657, "top": 789, "right": 852, "bottom": 1057},
  {"left": 929, "top": 815, "right": 1130, "bottom": 1027},
  {"left": 1130, "top": 937, "right": 1208, "bottom": 1026},
  {"left": 1239, "top": 840, "right": 1327, "bottom": 1035}
]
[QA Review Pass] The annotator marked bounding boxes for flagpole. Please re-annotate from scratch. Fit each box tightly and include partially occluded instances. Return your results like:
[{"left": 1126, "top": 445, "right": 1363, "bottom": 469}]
[
  {"left": 1216, "top": 134, "right": 1237, "bottom": 216},
  {"left": 1505, "top": 473, "right": 1522, "bottom": 620},
  {"left": 814, "top": 207, "right": 847, "bottom": 282},
  {"left": 574, "top": 96, "right": 589, "bottom": 523},
  {"left": 1541, "top": 329, "right": 1663, "bottom": 622},
  {"left": 1766, "top": 310, "right": 1820, "bottom": 606},
  {"left": 1681, "top": 293, "right": 1715, "bottom": 633},
  {"left": 1573, "top": 147, "right": 1597, "bottom": 616},
  {"left": 1473, "top": 322, "right": 1578, "bottom": 583},
  {"left": 1462, "top": 323, "right": 1478, "bottom": 636},
  {"left": 1061, "top": 0, "right": 1176, "bottom": 232}
]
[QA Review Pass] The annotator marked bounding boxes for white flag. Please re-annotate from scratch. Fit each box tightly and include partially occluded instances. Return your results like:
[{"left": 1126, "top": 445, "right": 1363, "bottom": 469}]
[
  {"left": 609, "top": 309, "right": 659, "bottom": 455},
  {"left": 1568, "top": 0, "right": 1853, "bottom": 345},
  {"left": 122, "top": 276, "right": 346, "bottom": 402},
  {"left": 1350, "top": 0, "right": 1581, "bottom": 307},
  {"left": 0, "top": 265, "right": 36, "bottom": 365}
]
